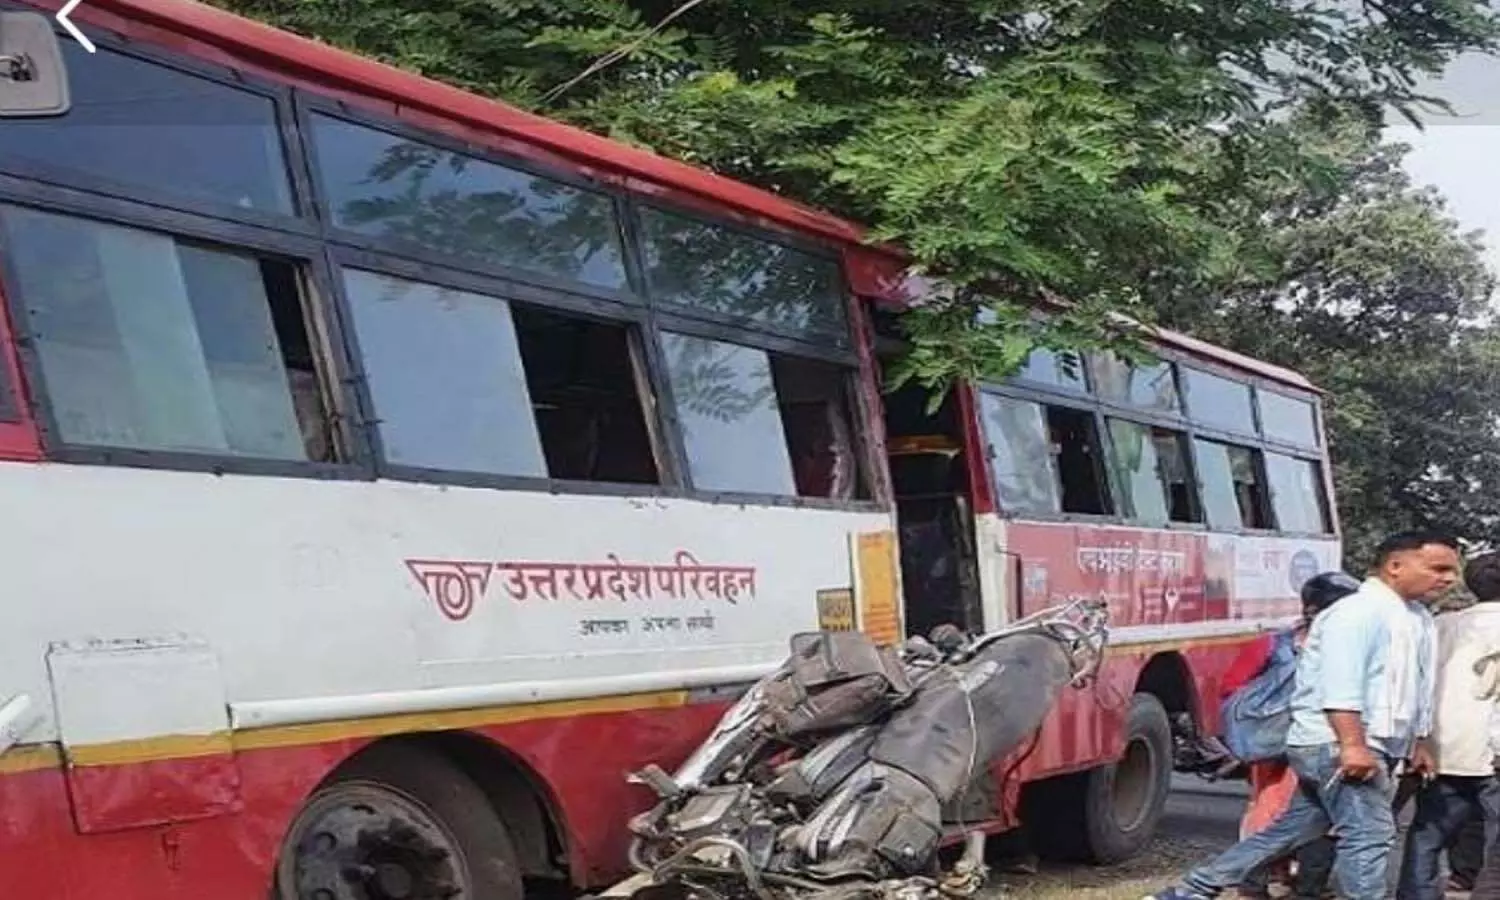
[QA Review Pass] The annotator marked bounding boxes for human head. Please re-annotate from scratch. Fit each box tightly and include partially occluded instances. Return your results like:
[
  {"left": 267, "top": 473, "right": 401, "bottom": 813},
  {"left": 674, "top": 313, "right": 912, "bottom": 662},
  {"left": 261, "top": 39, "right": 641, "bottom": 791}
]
[
  {"left": 1300, "top": 571, "right": 1361, "bottom": 622},
  {"left": 1371, "top": 529, "right": 1462, "bottom": 602},
  {"left": 1465, "top": 551, "right": 1500, "bottom": 604}
]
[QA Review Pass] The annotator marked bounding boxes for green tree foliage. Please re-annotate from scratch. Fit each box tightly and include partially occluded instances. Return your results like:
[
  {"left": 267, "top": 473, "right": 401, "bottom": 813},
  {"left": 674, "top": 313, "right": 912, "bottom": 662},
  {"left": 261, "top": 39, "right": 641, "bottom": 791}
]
[
  {"left": 216, "top": 0, "right": 1499, "bottom": 392},
  {"left": 1160, "top": 109, "right": 1500, "bottom": 562}
]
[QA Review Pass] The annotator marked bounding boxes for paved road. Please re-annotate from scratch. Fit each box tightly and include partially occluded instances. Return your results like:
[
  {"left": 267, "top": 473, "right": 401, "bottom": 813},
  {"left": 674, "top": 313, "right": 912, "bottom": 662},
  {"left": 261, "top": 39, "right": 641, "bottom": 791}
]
[{"left": 1161, "top": 773, "right": 1249, "bottom": 842}]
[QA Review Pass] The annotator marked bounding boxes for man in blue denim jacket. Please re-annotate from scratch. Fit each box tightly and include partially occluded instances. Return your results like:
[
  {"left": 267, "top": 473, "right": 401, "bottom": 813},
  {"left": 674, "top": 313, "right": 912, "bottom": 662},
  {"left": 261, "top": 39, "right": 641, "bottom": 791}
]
[{"left": 1146, "top": 530, "right": 1461, "bottom": 900}]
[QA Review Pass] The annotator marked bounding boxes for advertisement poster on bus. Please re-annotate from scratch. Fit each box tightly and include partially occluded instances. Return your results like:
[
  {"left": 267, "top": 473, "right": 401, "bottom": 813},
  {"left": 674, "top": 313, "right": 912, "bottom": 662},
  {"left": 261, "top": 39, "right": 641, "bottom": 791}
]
[{"left": 1009, "top": 522, "right": 1339, "bottom": 628}]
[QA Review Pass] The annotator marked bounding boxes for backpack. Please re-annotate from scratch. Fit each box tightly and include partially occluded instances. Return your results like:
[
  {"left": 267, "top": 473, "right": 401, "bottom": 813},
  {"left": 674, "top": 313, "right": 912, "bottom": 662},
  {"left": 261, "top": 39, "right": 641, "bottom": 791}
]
[{"left": 1220, "top": 628, "right": 1300, "bottom": 763}]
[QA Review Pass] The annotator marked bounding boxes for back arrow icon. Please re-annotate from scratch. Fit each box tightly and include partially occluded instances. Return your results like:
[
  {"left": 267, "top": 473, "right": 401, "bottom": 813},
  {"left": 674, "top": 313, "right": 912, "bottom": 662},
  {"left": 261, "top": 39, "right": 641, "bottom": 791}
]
[{"left": 56, "top": 0, "right": 95, "bottom": 53}]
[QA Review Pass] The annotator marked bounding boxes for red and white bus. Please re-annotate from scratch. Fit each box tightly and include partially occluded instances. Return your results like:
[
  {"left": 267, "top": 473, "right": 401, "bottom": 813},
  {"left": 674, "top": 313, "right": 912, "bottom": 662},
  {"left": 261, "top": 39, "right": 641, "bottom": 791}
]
[{"left": 0, "top": 2, "right": 1340, "bottom": 897}]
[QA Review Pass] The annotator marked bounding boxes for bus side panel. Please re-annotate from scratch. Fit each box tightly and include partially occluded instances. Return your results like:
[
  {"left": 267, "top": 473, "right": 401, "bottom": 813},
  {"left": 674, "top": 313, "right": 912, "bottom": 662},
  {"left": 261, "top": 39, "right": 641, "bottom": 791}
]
[
  {"left": 978, "top": 520, "right": 1338, "bottom": 783},
  {"left": 0, "top": 698, "right": 730, "bottom": 900}
]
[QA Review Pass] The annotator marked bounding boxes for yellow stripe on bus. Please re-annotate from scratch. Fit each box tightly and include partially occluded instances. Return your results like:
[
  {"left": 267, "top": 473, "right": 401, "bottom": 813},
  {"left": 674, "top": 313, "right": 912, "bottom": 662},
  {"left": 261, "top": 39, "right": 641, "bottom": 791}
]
[{"left": 0, "top": 633, "right": 1264, "bottom": 774}]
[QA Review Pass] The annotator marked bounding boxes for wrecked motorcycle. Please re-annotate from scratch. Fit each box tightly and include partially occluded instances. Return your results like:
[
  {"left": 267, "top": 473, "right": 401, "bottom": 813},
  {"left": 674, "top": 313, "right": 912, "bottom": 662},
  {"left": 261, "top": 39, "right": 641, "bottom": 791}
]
[{"left": 597, "top": 599, "right": 1110, "bottom": 900}]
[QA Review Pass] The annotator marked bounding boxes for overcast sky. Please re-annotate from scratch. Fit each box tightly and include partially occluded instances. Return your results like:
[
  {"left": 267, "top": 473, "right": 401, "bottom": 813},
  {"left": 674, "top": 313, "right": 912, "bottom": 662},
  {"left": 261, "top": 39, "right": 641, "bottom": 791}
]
[{"left": 1389, "top": 52, "right": 1500, "bottom": 274}]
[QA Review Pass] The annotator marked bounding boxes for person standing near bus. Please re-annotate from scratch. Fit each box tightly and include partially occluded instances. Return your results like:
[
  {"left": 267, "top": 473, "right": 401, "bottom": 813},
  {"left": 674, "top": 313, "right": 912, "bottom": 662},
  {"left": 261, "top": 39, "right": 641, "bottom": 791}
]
[
  {"left": 1225, "top": 571, "right": 1360, "bottom": 899},
  {"left": 1145, "top": 530, "right": 1460, "bottom": 900},
  {"left": 1397, "top": 551, "right": 1500, "bottom": 900}
]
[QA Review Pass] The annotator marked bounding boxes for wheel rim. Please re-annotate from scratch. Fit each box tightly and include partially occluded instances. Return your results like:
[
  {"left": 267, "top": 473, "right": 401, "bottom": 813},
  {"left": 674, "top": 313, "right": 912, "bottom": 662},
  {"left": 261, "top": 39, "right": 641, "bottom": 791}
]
[
  {"left": 277, "top": 781, "right": 471, "bottom": 900},
  {"left": 1110, "top": 735, "right": 1156, "bottom": 833}
]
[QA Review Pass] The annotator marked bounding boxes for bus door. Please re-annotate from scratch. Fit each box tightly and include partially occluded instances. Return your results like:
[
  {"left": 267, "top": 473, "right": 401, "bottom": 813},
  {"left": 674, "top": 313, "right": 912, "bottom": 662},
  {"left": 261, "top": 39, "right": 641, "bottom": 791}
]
[{"left": 880, "top": 382, "right": 984, "bottom": 640}]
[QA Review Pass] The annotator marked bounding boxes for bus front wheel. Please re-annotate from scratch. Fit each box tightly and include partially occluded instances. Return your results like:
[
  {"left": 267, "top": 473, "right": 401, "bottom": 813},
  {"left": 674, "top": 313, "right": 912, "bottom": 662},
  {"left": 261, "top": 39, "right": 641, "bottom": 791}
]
[{"left": 273, "top": 741, "right": 524, "bottom": 900}]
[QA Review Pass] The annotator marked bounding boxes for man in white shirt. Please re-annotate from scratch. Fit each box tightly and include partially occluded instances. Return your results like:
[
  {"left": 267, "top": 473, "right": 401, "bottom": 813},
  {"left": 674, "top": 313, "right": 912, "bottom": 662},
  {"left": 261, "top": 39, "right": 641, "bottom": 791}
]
[
  {"left": 1146, "top": 530, "right": 1461, "bottom": 900},
  {"left": 1397, "top": 551, "right": 1500, "bottom": 900}
]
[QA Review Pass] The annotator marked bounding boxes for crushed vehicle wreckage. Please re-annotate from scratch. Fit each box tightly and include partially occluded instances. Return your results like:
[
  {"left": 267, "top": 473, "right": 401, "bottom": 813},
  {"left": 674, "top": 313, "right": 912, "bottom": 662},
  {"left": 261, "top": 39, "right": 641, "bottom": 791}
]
[{"left": 592, "top": 599, "right": 1110, "bottom": 900}]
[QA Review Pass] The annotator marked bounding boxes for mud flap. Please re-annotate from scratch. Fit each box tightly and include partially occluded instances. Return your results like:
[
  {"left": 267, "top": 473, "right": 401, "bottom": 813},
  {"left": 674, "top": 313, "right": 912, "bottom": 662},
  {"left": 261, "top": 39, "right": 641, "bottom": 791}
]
[{"left": 46, "top": 637, "right": 243, "bottom": 833}]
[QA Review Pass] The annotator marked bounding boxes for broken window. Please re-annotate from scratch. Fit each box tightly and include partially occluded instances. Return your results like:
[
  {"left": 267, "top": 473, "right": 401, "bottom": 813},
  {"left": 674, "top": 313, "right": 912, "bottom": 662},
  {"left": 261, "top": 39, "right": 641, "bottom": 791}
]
[
  {"left": 979, "top": 395, "right": 1112, "bottom": 517},
  {"left": 0, "top": 205, "right": 332, "bottom": 460},
  {"left": 770, "top": 355, "right": 867, "bottom": 501},
  {"left": 1047, "top": 407, "right": 1112, "bottom": 515},
  {"left": 511, "top": 305, "right": 660, "bottom": 485},
  {"left": 1107, "top": 419, "right": 1198, "bottom": 525},
  {"left": 1265, "top": 452, "right": 1331, "bottom": 534},
  {"left": 978, "top": 395, "right": 1059, "bottom": 515},
  {"left": 658, "top": 332, "right": 865, "bottom": 499},
  {"left": 1195, "top": 439, "right": 1271, "bottom": 530}
]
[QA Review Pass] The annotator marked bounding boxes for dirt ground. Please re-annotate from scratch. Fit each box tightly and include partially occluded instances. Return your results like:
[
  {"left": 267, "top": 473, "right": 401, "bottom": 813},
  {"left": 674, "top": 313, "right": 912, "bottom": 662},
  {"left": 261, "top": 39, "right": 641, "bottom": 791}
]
[{"left": 988, "top": 830, "right": 1225, "bottom": 900}]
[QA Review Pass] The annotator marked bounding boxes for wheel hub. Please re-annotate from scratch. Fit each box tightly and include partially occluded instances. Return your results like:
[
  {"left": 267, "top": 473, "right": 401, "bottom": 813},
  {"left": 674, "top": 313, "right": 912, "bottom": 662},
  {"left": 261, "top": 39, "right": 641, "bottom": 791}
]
[{"left": 286, "top": 787, "right": 468, "bottom": 900}]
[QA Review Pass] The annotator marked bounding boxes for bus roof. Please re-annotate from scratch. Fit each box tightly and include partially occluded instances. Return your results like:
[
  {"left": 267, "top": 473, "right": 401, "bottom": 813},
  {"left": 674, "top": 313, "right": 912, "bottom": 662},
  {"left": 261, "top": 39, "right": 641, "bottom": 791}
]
[{"left": 53, "top": 0, "right": 1318, "bottom": 395}]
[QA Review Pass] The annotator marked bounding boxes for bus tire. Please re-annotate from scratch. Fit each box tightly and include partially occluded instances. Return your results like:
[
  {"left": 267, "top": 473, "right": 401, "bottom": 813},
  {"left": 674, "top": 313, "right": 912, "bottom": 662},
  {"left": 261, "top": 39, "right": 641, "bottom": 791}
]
[
  {"left": 273, "top": 741, "right": 524, "bottom": 900},
  {"left": 1077, "top": 691, "right": 1173, "bottom": 863},
  {"left": 1027, "top": 691, "right": 1173, "bottom": 864}
]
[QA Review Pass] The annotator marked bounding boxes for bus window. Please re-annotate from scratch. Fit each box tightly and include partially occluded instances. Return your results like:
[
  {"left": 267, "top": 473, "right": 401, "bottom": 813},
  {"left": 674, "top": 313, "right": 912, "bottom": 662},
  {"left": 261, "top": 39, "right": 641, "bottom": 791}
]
[
  {"left": 1016, "top": 348, "right": 1088, "bottom": 393},
  {"left": 342, "top": 268, "right": 547, "bottom": 478},
  {"left": 1259, "top": 390, "right": 1319, "bottom": 448},
  {"left": 657, "top": 332, "right": 862, "bottom": 499},
  {"left": 978, "top": 395, "right": 1112, "bottom": 516},
  {"left": 1106, "top": 419, "right": 1199, "bottom": 525},
  {"left": 509, "top": 305, "right": 660, "bottom": 485},
  {"left": 1194, "top": 438, "right": 1271, "bottom": 530},
  {"left": 0, "top": 43, "right": 292, "bottom": 214},
  {"left": 1183, "top": 367, "right": 1256, "bottom": 435},
  {"left": 0, "top": 205, "right": 330, "bottom": 460},
  {"left": 1265, "top": 452, "right": 1332, "bottom": 533},
  {"left": 638, "top": 208, "right": 848, "bottom": 341},
  {"left": 769, "top": 356, "right": 866, "bottom": 501},
  {"left": 1090, "top": 352, "right": 1180, "bottom": 413},
  {"left": 1047, "top": 407, "right": 1112, "bottom": 515},
  {"left": 310, "top": 114, "right": 629, "bottom": 291},
  {"left": 978, "top": 394, "right": 1059, "bottom": 515}
]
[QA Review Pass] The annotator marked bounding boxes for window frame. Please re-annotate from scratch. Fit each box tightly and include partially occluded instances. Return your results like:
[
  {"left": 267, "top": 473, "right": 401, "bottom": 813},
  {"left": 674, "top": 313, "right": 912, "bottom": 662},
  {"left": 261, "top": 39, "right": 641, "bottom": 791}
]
[
  {"left": 627, "top": 196, "right": 855, "bottom": 350},
  {"left": 981, "top": 355, "right": 1335, "bottom": 537},
  {"left": 1261, "top": 447, "right": 1336, "bottom": 537},
  {"left": 295, "top": 94, "right": 642, "bottom": 308},
  {"left": 0, "top": 189, "right": 370, "bottom": 481},
  {"left": 1086, "top": 351, "right": 1183, "bottom": 417},
  {"left": 646, "top": 313, "right": 880, "bottom": 511},
  {"left": 1191, "top": 436, "right": 1276, "bottom": 535},
  {"left": 1103, "top": 416, "right": 1202, "bottom": 527},
  {"left": 0, "top": 344, "right": 18, "bottom": 424},
  {"left": 327, "top": 246, "right": 679, "bottom": 498},
  {"left": 1254, "top": 383, "right": 1325, "bottom": 454},
  {"left": 0, "top": 16, "right": 317, "bottom": 234}
]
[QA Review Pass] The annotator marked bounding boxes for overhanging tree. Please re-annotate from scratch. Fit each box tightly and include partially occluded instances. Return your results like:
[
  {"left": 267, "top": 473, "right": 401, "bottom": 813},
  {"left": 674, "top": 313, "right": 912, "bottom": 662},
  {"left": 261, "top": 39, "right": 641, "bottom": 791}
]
[{"left": 215, "top": 0, "right": 1500, "bottom": 392}]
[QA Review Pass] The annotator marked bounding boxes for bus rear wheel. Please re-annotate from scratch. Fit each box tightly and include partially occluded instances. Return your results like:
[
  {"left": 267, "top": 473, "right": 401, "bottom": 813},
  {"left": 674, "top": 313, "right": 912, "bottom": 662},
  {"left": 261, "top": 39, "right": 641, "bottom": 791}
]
[
  {"left": 1027, "top": 692, "right": 1172, "bottom": 864},
  {"left": 274, "top": 742, "right": 523, "bottom": 900}
]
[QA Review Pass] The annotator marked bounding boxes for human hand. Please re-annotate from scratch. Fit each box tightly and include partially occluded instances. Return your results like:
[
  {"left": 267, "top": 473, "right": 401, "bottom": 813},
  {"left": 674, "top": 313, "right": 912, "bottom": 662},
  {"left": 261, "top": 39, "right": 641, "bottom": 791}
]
[
  {"left": 1338, "top": 743, "right": 1380, "bottom": 782},
  {"left": 1409, "top": 740, "right": 1437, "bottom": 781}
]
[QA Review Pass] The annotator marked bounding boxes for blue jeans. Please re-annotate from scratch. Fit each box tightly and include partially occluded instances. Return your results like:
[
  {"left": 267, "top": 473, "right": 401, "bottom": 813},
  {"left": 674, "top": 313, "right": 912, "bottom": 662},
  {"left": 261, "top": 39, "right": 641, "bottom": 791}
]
[
  {"left": 1180, "top": 743, "right": 1399, "bottom": 899},
  {"left": 1396, "top": 774, "right": 1500, "bottom": 900}
]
